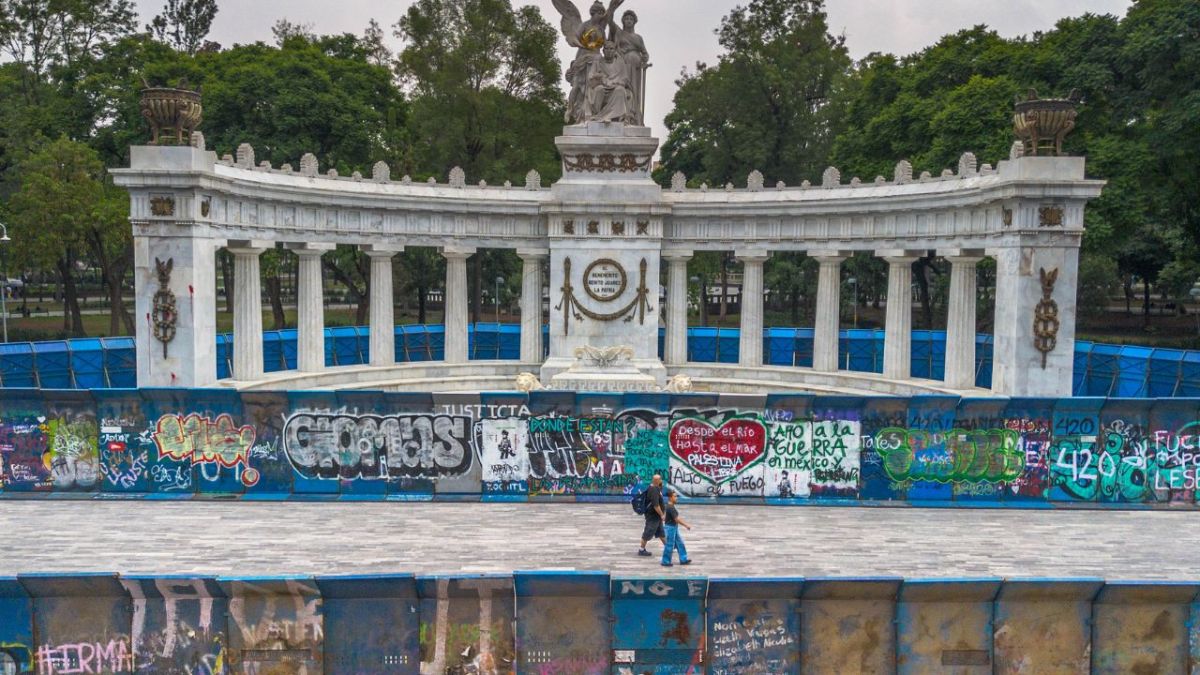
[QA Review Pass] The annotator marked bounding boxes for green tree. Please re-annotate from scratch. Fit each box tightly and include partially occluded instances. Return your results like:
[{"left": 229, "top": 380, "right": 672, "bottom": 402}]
[
  {"left": 1077, "top": 252, "right": 1120, "bottom": 320},
  {"left": 656, "top": 0, "right": 851, "bottom": 187},
  {"left": 394, "top": 0, "right": 565, "bottom": 183},
  {"left": 149, "top": 0, "right": 218, "bottom": 54},
  {"left": 765, "top": 253, "right": 816, "bottom": 325},
  {"left": 1121, "top": 0, "right": 1200, "bottom": 251},
  {"left": 397, "top": 248, "right": 444, "bottom": 324},
  {"left": 7, "top": 136, "right": 106, "bottom": 335}
]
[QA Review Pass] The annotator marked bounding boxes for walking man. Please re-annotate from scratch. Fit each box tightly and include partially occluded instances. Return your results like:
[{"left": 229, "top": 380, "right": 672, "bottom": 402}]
[
  {"left": 638, "top": 474, "right": 667, "bottom": 556},
  {"left": 661, "top": 489, "right": 692, "bottom": 567}
]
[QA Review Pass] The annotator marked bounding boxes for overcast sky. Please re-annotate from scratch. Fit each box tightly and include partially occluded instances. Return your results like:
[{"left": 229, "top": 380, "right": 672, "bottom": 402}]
[{"left": 132, "top": 0, "right": 1133, "bottom": 145}]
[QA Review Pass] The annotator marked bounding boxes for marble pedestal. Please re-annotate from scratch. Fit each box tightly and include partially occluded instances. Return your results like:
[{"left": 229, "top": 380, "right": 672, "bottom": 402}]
[{"left": 541, "top": 122, "right": 668, "bottom": 387}]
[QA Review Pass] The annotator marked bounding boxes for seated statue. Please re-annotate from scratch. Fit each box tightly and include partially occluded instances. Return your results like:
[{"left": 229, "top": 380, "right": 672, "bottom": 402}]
[
  {"left": 586, "top": 43, "right": 636, "bottom": 124},
  {"left": 552, "top": 0, "right": 627, "bottom": 124}
]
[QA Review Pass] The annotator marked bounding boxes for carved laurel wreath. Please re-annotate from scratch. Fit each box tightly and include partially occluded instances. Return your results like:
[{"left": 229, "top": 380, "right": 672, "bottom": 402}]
[
  {"left": 1033, "top": 267, "right": 1060, "bottom": 369},
  {"left": 152, "top": 257, "right": 178, "bottom": 358},
  {"left": 582, "top": 258, "right": 627, "bottom": 302},
  {"left": 563, "top": 153, "right": 652, "bottom": 173},
  {"left": 556, "top": 257, "right": 653, "bottom": 334}
]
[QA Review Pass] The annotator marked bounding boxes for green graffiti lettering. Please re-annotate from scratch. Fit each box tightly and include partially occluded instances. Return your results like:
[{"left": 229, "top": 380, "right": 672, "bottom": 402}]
[{"left": 873, "top": 427, "right": 1023, "bottom": 484}]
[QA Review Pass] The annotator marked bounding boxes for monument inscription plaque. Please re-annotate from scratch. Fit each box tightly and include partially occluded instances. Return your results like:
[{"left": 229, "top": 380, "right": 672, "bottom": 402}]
[{"left": 584, "top": 258, "right": 627, "bottom": 302}]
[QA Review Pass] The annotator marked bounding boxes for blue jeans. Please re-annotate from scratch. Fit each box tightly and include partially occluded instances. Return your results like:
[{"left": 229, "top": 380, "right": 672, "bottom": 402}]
[{"left": 662, "top": 524, "right": 688, "bottom": 564}]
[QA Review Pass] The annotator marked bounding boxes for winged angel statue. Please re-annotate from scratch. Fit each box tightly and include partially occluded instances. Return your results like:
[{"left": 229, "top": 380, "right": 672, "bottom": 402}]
[{"left": 551, "top": 0, "right": 649, "bottom": 125}]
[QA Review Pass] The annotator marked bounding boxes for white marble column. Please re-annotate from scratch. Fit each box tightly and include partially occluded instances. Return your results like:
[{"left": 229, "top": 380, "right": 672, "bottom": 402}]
[
  {"left": 517, "top": 248, "right": 548, "bottom": 364},
  {"left": 992, "top": 245, "right": 1079, "bottom": 396},
  {"left": 663, "top": 251, "right": 693, "bottom": 365},
  {"left": 362, "top": 245, "right": 403, "bottom": 366},
  {"left": 135, "top": 234, "right": 220, "bottom": 387},
  {"left": 736, "top": 249, "right": 769, "bottom": 367},
  {"left": 442, "top": 246, "right": 475, "bottom": 364},
  {"left": 879, "top": 251, "right": 920, "bottom": 380},
  {"left": 228, "top": 241, "right": 271, "bottom": 381},
  {"left": 943, "top": 250, "right": 986, "bottom": 389},
  {"left": 288, "top": 243, "right": 335, "bottom": 372},
  {"left": 811, "top": 252, "right": 848, "bottom": 372}
]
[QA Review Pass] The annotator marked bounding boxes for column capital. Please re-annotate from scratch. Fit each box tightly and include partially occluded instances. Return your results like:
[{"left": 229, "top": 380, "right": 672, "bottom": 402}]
[
  {"left": 516, "top": 247, "right": 549, "bottom": 260},
  {"left": 286, "top": 242, "right": 336, "bottom": 256},
  {"left": 940, "top": 248, "right": 987, "bottom": 263},
  {"left": 361, "top": 243, "right": 404, "bottom": 258},
  {"left": 226, "top": 239, "right": 273, "bottom": 255},
  {"left": 734, "top": 249, "right": 770, "bottom": 263},
  {"left": 662, "top": 250, "right": 694, "bottom": 263},
  {"left": 876, "top": 249, "right": 922, "bottom": 264},
  {"left": 809, "top": 250, "right": 850, "bottom": 264},
  {"left": 441, "top": 245, "right": 476, "bottom": 260}
]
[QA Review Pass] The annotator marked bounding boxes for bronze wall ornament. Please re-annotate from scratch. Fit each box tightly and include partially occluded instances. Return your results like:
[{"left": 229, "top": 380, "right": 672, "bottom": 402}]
[
  {"left": 1002, "top": 208, "right": 1013, "bottom": 227},
  {"left": 152, "top": 258, "right": 178, "bottom": 358},
  {"left": 636, "top": 221, "right": 649, "bottom": 235},
  {"left": 586, "top": 221, "right": 599, "bottom": 235},
  {"left": 200, "top": 197, "right": 211, "bottom": 218},
  {"left": 1038, "top": 206, "right": 1064, "bottom": 227},
  {"left": 1034, "top": 267, "right": 1060, "bottom": 369},
  {"left": 563, "top": 220, "right": 575, "bottom": 234},
  {"left": 556, "top": 257, "right": 653, "bottom": 334},
  {"left": 563, "top": 153, "right": 653, "bottom": 173},
  {"left": 150, "top": 196, "right": 175, "bottom": 217},
  {"left": 612, "top": 221, "right": 625, "bottom": 236}
]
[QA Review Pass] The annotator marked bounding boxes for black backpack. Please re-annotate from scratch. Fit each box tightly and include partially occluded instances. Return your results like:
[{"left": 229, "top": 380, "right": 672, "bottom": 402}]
[{"left": 631, "top": 488, "right": 650, "bottom": 515}]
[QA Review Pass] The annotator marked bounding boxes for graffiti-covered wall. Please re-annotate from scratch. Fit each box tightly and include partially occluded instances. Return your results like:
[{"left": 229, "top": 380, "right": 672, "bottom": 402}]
[
  {"left": 2, "top": 573, "right": 1200, "bottom": 673},
  {"left": 1, "top": 389, "right": 1198, "bottom": 506}
]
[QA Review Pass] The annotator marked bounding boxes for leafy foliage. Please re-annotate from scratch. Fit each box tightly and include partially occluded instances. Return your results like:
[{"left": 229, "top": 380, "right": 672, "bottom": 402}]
[
  {"left": 148, "top": 0, "right": 218, "bottom": 54},
  {"left": 656, "top": 0, "right": 850, "bottom": 187}
]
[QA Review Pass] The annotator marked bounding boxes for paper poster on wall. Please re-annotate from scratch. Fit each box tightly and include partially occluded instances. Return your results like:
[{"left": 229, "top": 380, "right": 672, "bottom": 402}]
[{"left": 479, "top": 417, "right": 529, "bottom": 489}]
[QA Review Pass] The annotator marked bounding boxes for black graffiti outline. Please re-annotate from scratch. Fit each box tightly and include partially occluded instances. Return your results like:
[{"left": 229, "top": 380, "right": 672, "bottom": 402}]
[{"left": 282, "top": 411, "right": 473, "bottom": 480}]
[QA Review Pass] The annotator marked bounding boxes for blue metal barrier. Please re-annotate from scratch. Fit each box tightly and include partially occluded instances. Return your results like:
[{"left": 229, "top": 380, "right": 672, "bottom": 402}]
[
  {"left": 1, "top": 326, "right": 1199, "bottom": 394},
  {"left": 5, "top": 389, "right": 1200, "bottom": 506},
  {"left": 1, "top": 574, "right": 1199, "bottom": 672}
]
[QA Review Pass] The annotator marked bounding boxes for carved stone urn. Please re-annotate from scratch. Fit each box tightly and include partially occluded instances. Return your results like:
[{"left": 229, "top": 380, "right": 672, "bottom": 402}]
[
  {"left": 1013, "top": 89, "right": 1080, "bottom": 156},
  {"left": 140, "top": 85, "right": 203, "bottom": 145}
]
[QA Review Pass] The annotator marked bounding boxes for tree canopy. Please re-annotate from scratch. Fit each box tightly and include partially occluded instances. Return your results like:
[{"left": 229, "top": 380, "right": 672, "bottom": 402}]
[
  {"left": 1, "top": 0, "right": 1199, "bottom": 340},
  {"left": 655, "top": 0, "right": 851, "bottom": 187}
]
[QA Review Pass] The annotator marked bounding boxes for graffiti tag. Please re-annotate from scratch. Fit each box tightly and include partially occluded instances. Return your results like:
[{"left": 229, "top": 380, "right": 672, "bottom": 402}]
[{"left": 282, "top": 412, "right": 472, "bottom": 480}]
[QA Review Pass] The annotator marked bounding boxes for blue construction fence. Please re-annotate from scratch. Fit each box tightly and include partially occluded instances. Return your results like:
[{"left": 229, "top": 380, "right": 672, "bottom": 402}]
[
  {"left": 1, "top": 388, "right": 1198, "bottom": 507},
  {"left": 0, "top": 573, "right": 1197, "bottom": 673},
  {"left": 1, "top": 325, "right": 1197, "bottom": 395}
]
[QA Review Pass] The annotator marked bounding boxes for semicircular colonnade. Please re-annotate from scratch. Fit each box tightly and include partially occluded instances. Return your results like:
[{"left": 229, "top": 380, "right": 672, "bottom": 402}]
[{"left": 113, "top": 115, "right": 1103, "bottom": 398}]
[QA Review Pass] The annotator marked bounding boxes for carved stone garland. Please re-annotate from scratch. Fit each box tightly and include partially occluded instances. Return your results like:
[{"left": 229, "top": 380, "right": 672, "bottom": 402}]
[
  {"left": 1033, "top": 267, "right": 1060, "bottom": 368},
  {"left": 562, "top": 153, "right": 653, "bottom": 173},
  {"left": 555, "top": 257, "right": 653, "bottom": 335},
  {"left": 152, "top": 257, "right": 178, "bottom": 358}
]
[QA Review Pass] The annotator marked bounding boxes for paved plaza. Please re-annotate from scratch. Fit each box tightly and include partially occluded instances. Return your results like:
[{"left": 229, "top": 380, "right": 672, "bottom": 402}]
[{"left": 1, "top": 501, "right": 1197, "bottom": 579}]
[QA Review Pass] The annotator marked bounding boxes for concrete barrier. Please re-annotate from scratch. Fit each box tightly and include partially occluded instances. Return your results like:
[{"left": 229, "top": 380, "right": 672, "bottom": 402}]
[
  {"left": 514, "top": 571, "right": 609, "bottom": 674},
  {"left": 611, "top": 576, "right": 707, "bottom": 673},
  {"left": 220, "top": 576, "right": 323, "bottom": 674},
  {"left": 801, "top": 578, "right": 901, "bottom": 673},
  {"left": 317, "top": 574, "right": 419, "bottom": 674},
  {"left": 706, "top": 577, "right": 803, "bottom": 673},
  {"left": 896, "top": 579, "right": 1001, "bottom": 673},
  {"left": 1, "top": 575, "right": 1200, "bottom": 672},
  {"left": 2, "top": 389, "right": 1200, "bottom": 509},
  {"left": 994, "top": 579, "right": 1104, "bottom": 673},
  {"left": 417, "top": 575, "right": 514, "bottom": 673}
]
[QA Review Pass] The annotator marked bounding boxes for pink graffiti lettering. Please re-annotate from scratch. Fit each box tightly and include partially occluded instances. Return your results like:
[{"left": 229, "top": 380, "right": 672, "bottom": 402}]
[
  {"left": 36, "top": 639, "right": 134, "bottom": 674},
  {"left": 152, "top": 414, "right": 259, "bottom": 487}
]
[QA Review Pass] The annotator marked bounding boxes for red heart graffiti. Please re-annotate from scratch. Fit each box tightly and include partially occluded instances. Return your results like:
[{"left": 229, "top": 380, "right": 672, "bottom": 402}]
[{"left": 669, "top": 416, "right": 767, "bottom": 484}]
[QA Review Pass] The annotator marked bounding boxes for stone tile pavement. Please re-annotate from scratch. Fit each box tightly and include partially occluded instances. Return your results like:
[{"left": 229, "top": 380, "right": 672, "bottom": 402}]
[{"left": 1, "top": 501, "right": 1197, "bottom": 580}]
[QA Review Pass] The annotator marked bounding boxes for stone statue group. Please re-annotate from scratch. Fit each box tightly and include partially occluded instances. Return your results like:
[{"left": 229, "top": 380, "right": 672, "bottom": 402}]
[{"left": 552, "top": 0, "right": 650, "bottom": 126}]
